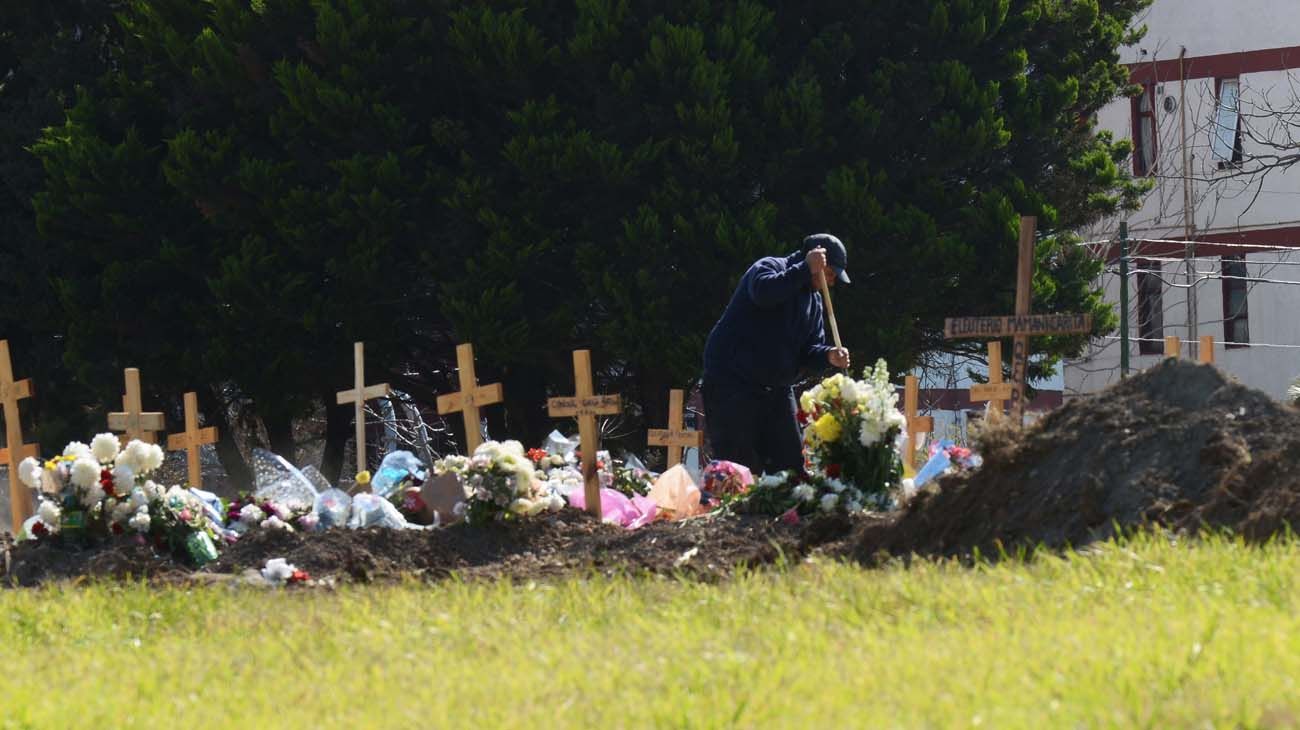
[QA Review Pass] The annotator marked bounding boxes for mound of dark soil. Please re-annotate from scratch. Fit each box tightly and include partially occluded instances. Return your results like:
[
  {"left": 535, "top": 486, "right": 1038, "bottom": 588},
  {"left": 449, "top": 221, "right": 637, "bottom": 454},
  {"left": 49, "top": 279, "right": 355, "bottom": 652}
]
[
  {"left": 854, "top": 359, "right": 1300, "bottom": 562},
  {"left": 4, "top": 509, "right": 860, "bottom": 587}
]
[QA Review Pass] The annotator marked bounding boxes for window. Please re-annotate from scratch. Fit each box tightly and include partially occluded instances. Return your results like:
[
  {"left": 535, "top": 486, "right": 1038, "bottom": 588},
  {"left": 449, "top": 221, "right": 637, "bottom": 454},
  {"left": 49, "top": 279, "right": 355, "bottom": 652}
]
[
  {"left": 1136, "top": 258, "right": 1164, "bottom": 355},
  {"left": 1132, "top": 84, "right": 1158, "bottom": 176},
  {"left": 1222, "top": 255, "right": 1250, "bottom": 347},
  {"left": 1211, "top": 78, "right": 1243, "bottom": 167}
]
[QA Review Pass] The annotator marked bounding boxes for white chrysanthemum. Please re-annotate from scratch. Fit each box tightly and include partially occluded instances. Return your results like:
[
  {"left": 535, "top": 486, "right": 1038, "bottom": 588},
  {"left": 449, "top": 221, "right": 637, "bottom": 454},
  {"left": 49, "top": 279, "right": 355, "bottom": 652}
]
[
  {"left": 239, "top": 504, "right": 266, "bottom": 525},
  {"left": 111, "top": 464, "right": 135, "bottom": 489},
  {"left": 128, "top": 508, "right": 151, "bottom": 533},
  {"left": 261, "top": 558, "right": 296, "bottom": 583},
  {"left": 142, "top": 480, "right": 164, "bottom": 501},
  {"left": 63, "top": 441, "right": 93, "bottom": 461},
  {"left": 792, "top": 483, "right": 816, "bottom": 503},
  {"left": 111, "top": 500, "right": 134, "bottom": 524},
  {"left": 819, "top": 493, "right": 839, "bottom": 513},
  {"left": 142, "top": 444, "right": 165, "bottom": 473},
  {"left": 545, "top": 493, "right": 565, "bottom": 512},
  {"left": 846, "top": 500, "right": 864, "bottom": 514},
  {"left": 825, "top": 478, "right": 847, "bottom": 494},
  {"left": 90, "top": 433, "right": 120, "bottom": 463},
  {"left": 18, "top": 456, "right": 42, "bottom": 489},
  {"left": 81, "top": 483, "right": 106, "bottom": 508},
  {"left": 509, "top": 498, "right": 532, "bottom": 515},
  {"left": 117, "top": 440, "right": 148, "bottom": 472},
  {"left": 70, "top": 458, "right": 101, "bottom": 489},
  {"left": 758, "top": 472, "right": 787, "bottom": 489},
  {"left": 37, "top": 499, "right": 61, "bottom": 526},
  {"left": 129, "top": 488, "right": 149, "bottom": 510}
]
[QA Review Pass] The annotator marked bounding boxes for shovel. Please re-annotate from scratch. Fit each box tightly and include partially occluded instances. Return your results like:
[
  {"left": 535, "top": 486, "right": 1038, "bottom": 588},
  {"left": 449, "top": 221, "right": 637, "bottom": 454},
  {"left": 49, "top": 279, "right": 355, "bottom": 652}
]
[{"left": 817, "top": 271, "right": 844, "bottom": 365}]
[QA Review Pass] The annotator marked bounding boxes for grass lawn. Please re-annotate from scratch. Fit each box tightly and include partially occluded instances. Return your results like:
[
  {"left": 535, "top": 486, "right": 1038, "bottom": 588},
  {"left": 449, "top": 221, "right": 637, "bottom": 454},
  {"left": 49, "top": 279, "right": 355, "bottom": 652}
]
[{"left": 2, "top": 534, "right": 1298, "bottom": 728}]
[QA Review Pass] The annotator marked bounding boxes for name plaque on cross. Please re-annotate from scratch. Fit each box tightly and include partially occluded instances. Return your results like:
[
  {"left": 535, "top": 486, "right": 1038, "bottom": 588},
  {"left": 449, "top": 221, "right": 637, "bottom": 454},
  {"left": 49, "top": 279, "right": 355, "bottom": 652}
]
[
  {"left": 944, "top": 314, "right": 1093, "bottom": 339},
  {"left": 548, "top": 395, "right": 622, "bottom": 417}
]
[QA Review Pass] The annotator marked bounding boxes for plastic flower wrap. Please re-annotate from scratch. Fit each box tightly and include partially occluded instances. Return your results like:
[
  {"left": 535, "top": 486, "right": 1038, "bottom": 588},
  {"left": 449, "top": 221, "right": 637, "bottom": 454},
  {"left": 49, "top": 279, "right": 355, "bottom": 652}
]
[
  {"left": 730, "top": 469, "right": 894, "bottom": 517},
  {"left": 797, "top": 359, "right": 905, "bottom": 505},
  {"left": 437, "top": 440, "right": 563, "bottom": 525}
]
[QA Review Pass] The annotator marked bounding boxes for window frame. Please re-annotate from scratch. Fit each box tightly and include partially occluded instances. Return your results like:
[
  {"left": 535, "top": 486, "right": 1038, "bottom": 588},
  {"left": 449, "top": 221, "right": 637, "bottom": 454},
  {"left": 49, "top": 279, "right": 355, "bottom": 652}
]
[
  {"left": 1131, "top": 84, "right": 1158, "bottom": 176},
  {"left": 1135, "top": 257, "right": 1164, "bottom": 355},
  {"left": 1211, "top": 77, "right": 1244, "bottom": 168},
  {"left": 1221, "top": 254, "right": 1250, "bottom": 349}
]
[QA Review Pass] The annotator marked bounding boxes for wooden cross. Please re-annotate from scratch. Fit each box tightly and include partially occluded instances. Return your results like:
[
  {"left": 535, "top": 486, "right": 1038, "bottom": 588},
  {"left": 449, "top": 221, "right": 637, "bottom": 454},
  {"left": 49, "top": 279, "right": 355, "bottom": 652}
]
[
  {"left": 548, "top": 350, "right": 621, "bottom": 519},
  {"left": 0, "top": 341, "right": 38, "bottom": 534},
  {"left": 1164, "top": 335, "right": 1216, "bottom": 364},
  {"left": 648, "top": 389, "right": 702, "bottom": 469},
  {"left": 335, "top": 342, "right": 391, "bottom": 476},
  {"left": 436, "top": 343, "right": 504, "bottom": 454},
  {"left": 108, "top": 368, "right": 166, "bottom": 445},
  {"left": 902, "top": 375, "right": 933, "bottom": 474},
  {"left": 167, "top": 392, "right": 218, "bottom": 488},
  {"left": 969, "top": 341, "right": 1013, "bottom": 421},
  {"left": 943, "top": 216, "right": 1093, "bottom": 423}
]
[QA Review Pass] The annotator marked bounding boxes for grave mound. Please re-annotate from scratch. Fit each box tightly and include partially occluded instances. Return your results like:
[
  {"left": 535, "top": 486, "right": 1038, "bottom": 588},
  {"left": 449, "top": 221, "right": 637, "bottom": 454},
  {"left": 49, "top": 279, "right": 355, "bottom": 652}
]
[{"left": 853, "top": 359, "right": 1300, "bottom": 561}]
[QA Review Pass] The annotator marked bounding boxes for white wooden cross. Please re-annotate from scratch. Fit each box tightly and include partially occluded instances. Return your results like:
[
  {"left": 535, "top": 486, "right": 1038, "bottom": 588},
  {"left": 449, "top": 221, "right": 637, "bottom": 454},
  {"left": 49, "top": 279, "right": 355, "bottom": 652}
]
[
  {"left": 548, "top": 350, "right": 621, "bottom": 518},
  {"left": 969, "top": 341, "right": 1013, "bottom": 421},
  {"left": 943, "top": 216, "right": 1093, "bottom": 423},
  {"left": 167, "top": 392, "right": 219, "bottom": 488},
  {"left": 647, "top": 389, "right": 702, "bottom": 469},
  {"left": 0, "top": 341, "right": 38, "bottom": 533},
  {"left": 335, "top": 342, "right": 391, "bottom": 477},
  {"left": 902, "top": 375, "right": 933, "bottom": 474},
  {"left": 436, "top": 343, "right": 504, "bottom": 454},
  {"left": 108, "top": 368, "right": 165, "bottom": 445}
]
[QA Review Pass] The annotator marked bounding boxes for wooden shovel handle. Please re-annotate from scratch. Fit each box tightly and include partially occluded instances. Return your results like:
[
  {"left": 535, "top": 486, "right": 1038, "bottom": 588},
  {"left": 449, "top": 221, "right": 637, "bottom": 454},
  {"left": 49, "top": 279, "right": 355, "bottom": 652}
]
[{"left": 817, "top": 273, "right": 843, "bottom": 350}]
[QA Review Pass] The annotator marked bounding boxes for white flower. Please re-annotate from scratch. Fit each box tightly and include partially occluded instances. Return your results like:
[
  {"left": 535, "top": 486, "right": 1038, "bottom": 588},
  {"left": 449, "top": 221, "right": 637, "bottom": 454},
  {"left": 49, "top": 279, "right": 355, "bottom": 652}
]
[
  {"left": 509, "top": 498, "right": 532, "bottom": 515},
  {"left": 111, "top": 464, "right": 135, "bottom": 490},
  {"left": 91, "top": 433, "right": 120, "bottom": 463},
  {"left": 452, "top": 501, "right": 468, "bottom": 517},
  {"left": 129, "top": 488, "right": 150, "bottom": 510},
  {"left": 62, "top": 441, "right": 93, "bottom": 461},
  {"left": 117, "top": 440, "right": 148, "bottom": 472},
  {"left": 239, "top": 504, "right": 266, "bottom": 525},
  {"left": 825, "top": 478, "right": 847, "bottom": 494},
  {"left": 261, "top": 516, "right": 294, "bottom": 532},
  {"left": 111, "top": 500, "right": 135, "bottom": 524},
  {"left": 128, "top": 508, "right": 151, "bottom": 533},
  {"left": 260, "top": 558, "right": 296, "bottom": 583},
  {"left": 846, "top": 500, "right": 864, "bottom": 513},
  {"left": 18, "top": 457, "right": 42, "bottom": 489},
  {"left": 70, "top": 458, "right": 101, "bottom": 489},
  {"left": 80, "top": 483, "right": 106, "bottom": 508},
  {"left": 142, "top": 480, "right": 164, "bottom": 501},
  {"left": 266, "top": 502, "right": 293, "bottom": 521},
  {"left": 792, "top": 483, "right": 816, "bottom": 503},
  {"left": 758, "top": 472, "right": 787, "bottom": 489},
  {"left": 545, "top": 493, "right": 565, "bottom": 512},
  {"left": 37, "top": 499, "right": 61, "bottom": 526},
  {"left": 143, "top": 444, "right": 165, "bottom": 473},
  {"left": 819, "top": 493, "right": 839, "bottom": 513}
]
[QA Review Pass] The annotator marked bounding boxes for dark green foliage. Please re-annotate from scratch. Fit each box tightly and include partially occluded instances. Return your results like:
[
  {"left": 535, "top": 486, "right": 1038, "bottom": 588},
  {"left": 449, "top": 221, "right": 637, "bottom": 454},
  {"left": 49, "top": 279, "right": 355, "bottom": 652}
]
[{"left": 7, "top": 0, "right": 1150, "bottom": 472}]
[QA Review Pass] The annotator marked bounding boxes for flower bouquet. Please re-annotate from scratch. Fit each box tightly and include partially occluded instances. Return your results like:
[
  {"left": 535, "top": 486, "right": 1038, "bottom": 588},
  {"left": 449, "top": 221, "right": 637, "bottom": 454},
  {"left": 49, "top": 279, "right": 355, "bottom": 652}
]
[
  {"left": 797, "top": 359, "right": 906, "bottom": 503},
  {"left": 225, "top": 494, "right": 317, "bottom": 534},
  {"left": 19, "top": 434, "right": 223, "bottom": 564},
  {"left": 434, "top": 441, "right": 564, "bottom": 525}
]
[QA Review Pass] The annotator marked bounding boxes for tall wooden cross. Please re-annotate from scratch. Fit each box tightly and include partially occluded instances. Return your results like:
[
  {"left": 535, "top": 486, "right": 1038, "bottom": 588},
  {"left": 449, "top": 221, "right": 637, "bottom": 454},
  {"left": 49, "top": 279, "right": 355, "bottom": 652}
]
[
  {"left": 969, "top": 341, "right": 1013, "bottom": 421},
  {"left": 108, "top": 368, "right": 166, "bottom": 445},
  {"left": 902, "top": 375, "right": 933, "bottom": 474},
  {"left": 943, "top": 216, "right": 1093, "bottom": 423},
  {"left": 0, "top": 341, "right": 38, "bottom": 534},
  {"left": 436, "top": 343, "right": 504, "bottom": 454},
  {"left": 167, "top": 392, "right": 219, "bottom": 488},
  {"left": 548, "top": 350, "right": 621, "bottom": 518},
  {"left": 648, "top": 389, "right": 702, "bottom": 469},
  {"left": 335, "top": 342, "right": 391, "bottom": 476}
]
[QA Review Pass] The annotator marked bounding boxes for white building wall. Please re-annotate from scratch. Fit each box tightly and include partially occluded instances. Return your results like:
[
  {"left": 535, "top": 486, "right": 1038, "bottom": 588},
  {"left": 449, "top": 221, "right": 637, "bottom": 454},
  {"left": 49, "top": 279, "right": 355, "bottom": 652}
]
[{"left": 1066, "top": 0, "right": 1300, "bottom": 401}]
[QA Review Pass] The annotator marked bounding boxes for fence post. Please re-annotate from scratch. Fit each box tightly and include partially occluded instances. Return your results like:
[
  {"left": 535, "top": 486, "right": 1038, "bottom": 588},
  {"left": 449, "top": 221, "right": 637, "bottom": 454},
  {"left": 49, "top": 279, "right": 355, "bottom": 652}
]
[{"left": 1119, "top": 221, "right": 1130, "bottom": 378}]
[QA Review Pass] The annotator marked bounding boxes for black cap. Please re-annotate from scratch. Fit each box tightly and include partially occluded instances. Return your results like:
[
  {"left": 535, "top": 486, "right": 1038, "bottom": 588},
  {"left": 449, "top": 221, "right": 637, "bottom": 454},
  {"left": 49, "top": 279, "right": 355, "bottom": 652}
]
[{"left": 803, "top": 233, "right": 850, "bottom": 284}]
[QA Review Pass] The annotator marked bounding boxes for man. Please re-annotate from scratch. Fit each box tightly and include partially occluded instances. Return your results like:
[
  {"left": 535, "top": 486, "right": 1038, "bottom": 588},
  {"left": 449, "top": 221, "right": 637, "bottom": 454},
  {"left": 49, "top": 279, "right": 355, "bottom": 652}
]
[{"left": 702, "top": 234, "right": 852, "bottom": 474}]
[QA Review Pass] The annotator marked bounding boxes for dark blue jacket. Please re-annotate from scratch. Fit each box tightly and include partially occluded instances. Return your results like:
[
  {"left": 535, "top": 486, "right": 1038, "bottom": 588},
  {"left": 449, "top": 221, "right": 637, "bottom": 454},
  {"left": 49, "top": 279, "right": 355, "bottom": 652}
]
[{"left": 703, "top": 252, "right": 832, "bottom": 389}]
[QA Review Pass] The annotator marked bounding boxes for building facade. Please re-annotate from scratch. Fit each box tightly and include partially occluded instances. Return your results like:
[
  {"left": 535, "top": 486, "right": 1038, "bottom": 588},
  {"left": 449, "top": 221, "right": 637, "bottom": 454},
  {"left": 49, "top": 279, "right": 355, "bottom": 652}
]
[{"left": 1064, "top": 0, "right": 1300, "bottom": 400}]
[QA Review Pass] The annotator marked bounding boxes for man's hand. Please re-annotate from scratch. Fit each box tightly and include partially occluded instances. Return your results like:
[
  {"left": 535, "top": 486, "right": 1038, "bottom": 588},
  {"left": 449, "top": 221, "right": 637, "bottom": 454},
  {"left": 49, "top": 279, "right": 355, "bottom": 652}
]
[
  {"left": 828, "top": 347, "right": 851, "bottom": 369},
  {"left": 805, "top": 247, "right": 827, "bottom": 282}
]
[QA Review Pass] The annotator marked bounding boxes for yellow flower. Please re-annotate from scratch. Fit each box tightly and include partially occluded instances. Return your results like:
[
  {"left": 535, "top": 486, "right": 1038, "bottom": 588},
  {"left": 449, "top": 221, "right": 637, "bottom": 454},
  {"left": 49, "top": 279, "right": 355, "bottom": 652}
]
[
  {"left": 355, "top": 470, "right": 372, "bottom": 486},
  {"left": 813, "top": 413, "right": 842, "bottom": 443}
]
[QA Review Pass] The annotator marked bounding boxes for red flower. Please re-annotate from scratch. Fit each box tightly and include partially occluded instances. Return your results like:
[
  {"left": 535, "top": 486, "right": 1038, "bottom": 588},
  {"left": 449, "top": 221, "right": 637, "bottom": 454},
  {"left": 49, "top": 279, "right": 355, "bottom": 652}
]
[
  {"left": 289, "top": 570, "right": 311, "bottom": 584},
  {"left": 780, "top": 508, "right": 801, "bottom": 526},
  {"left": 825, "top": 463, "right": 842, "bottom": 479},
  {"left": 526, "top": 448, "right": 548, "bottom": 464},
  {"left": 111, "top": 523, "right": 124, "bottom": 535},
  {"left": 31, "top": 522, "right": 48, "bottom": 538},
  {"left": 796, "top": 410, "right": 810, "bottom": 425}
]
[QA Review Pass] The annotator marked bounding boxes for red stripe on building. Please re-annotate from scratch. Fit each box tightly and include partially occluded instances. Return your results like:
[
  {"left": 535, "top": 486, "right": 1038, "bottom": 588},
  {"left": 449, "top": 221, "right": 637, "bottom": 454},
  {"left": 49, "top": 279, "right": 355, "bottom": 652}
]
[
  {"left": 1093, "top": 225, "right": 1300, "bottom": 262},
  {"left": 1129, "top": 45, "right": 1300, "bottom": 85}
]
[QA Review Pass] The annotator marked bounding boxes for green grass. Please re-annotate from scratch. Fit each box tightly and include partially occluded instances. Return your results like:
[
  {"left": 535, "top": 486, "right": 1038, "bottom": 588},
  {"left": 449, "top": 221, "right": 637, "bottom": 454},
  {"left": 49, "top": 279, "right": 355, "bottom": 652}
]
[{"left": 2, "top": 535, "right": 1299, "bottom": 728}]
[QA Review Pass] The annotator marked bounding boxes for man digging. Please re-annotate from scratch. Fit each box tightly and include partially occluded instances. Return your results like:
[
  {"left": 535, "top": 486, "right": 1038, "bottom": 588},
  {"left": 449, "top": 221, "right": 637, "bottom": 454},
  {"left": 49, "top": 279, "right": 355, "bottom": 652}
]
[{"left": 702, "top": 234, "right": 852, "bottom": 474}]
